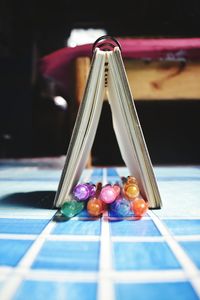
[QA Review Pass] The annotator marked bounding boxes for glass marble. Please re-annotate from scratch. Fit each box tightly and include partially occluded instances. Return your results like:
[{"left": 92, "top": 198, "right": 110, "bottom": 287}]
[
  {"left": 87, "top": 197, "right": 106, "bottom": 217},
  {"left": 113, "top": 184, "right": 121, "bottom": 196},
  {"left": 73, "top": 183, "right": 96, "bottom": 201},
  {"left": 130, "top": 197, "right": 148, "bottom": 217},
  {"left": 61, "top": 200, "right": 85, "bottom": 218},
  {"left": 127, "top": 176, "right": 138, "bottom": 184},
  {"left": 110, "top": 197, "right": 131, "bottom": 217},
  {"left": 100, "top": 184, "right": 120, "bottom": 204},
  {"left": 123, "top": 183, "right": 140, "bottom": 200}
]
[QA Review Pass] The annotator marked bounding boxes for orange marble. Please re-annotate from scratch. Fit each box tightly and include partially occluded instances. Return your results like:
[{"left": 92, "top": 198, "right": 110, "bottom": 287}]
[
  {"left": 130, "top": 197, "right": 148, "bottom": 216},
  {"left": 87, "top": 197, "right": 106, "bottom": 217}
]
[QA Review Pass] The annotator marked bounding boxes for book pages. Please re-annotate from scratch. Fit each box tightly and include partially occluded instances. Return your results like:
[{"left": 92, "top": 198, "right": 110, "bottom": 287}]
[
  {"left": 107, "top": 47, "right": 162, "bottom": 208},
  {"left": 54, "top": 49, "right": 106, "bottom": 207}
]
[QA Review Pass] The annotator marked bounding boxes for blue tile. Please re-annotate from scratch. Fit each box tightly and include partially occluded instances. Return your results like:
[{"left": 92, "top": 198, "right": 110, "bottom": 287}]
[
  {"left": 164, "top": 219, "right": 200, "bottom": 235},
  {"left": 113, "top": 242, "right": 180, "bottom": 270},
  {"left": 14, "top": 280, "right": 96, "bottom": 300},
  {"left": 98, "top": 168, "right": 120, "bottom": 184},
  {"left": 91, "top": 168, "right": 103, "bottom": 177},
  {"left": 107, "top": 168, "right": 119, "bottom": 177},
  {"left": 0, "top": 218, "right": 49, "bottom": 234},
  {"left": 180, "top": 241, "right": 200, "bottom": 268},
  {"left": 110, "top": 220, "right": 160, "bottom": 236},
  {"left": 52, "top": 219, "right": 101, "bottom": 235},
  {"left": 115, "top": 282, "right": 199, "bottom": 300},
  {"left": 0, "top": 239, "right": 33, "bottom": 266},
  {"left": 32, "top": 241, "right": 99, "bottom": 271}
]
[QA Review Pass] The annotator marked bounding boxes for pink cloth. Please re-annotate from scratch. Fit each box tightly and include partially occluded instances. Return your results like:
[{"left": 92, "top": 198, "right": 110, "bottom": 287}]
[{"left": 39, "top": 38, "right": 200, "bottom": 97}]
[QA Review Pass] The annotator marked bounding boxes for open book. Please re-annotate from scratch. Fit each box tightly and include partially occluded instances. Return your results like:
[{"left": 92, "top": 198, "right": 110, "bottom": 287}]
[{"left": 54, "top": 36, "right": 162, "bottom": 209}]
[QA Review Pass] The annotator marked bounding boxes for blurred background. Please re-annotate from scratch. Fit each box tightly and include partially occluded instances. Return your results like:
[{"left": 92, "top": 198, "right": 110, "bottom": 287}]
[{"left": 0, "top": 0, "right": 200, "bottom": 165}]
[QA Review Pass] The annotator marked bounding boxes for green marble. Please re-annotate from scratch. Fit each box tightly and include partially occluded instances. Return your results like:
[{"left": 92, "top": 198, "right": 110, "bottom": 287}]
[{"left": 61, "top": 200, "right": 85, "bottom": 218}]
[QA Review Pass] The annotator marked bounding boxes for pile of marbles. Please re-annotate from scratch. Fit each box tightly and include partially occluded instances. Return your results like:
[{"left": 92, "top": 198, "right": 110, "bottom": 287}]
[{"left": 60, "top": 176, "right": 148, "bottom": 219}]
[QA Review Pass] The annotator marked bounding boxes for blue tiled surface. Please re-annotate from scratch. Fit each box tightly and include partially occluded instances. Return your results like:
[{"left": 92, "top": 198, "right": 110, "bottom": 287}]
[
  {"left": 164, "top": 219, "right": 200, "bottom": 235},
  {"left": 153, "top": 167, "right": 200, "bottom": 218},
  {"left": 115, "top": 282, "right": 199, "bottom": 300},
  {"left": 0, "top": 239, "right": 33, "bottom": 266},
  {"left": 0, "top": 163, "right": 200, "bottom": 300},
  {"left": 110, "top": 220, "right": 160, "bottom": 236},
  {"left": 113, "top": 242, "right": 181, "bottom": 270},
  {"left": 91, "top": 168, "right": 103, "bottom": 177},
  {"left": 32, "top": 241, "right": 100, "bottom": 271},
  {"left": 180, "top": 241, "right": 200, "bottom": 268},
  {"left": 14, "top": 281, "right": 97, "bottom": 300},
  {"left": 0, "top": 218, "right": 50, "bottom": 234},
  {"left": 107, "top": 168, "right": 119, "bottom": 177},
  {"left": 52, "top": 219, "right": 101, "bottom": 235}
]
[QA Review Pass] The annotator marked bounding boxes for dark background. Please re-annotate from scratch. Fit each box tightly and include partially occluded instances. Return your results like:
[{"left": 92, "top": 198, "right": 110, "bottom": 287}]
[{"left": 0, "top": 0, "right": 200, "bottom": 164}]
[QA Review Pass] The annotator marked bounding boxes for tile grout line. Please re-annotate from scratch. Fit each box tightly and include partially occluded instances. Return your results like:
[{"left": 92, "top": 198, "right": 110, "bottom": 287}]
[
  {"left": 97, "top": 168, "right": 115, "bottom": 300},
  {"left": 111, "top": 236, "right": 165, "bottom": 242},
  {"left": 0, "top": 267, "right": 189, "bottom": 284},
  {"left": 148, "top": 210, "right": 200, "bottom": 298},
  {"left": 1, "top": 233, "right": 200, "bottom": 242},
  {"left": 0, "top": 234, "right": 37, "bottom": 240},
  {"left": 175, "top": 235, "right": 200, "bottom": 241},
  {"left": 14, "top": 269, "right": 188, "bottom": 283},
  {"left": 0, "top": 219, "right": 57, "bottom": 300},
  {"left": 156, "top": 217, "right": 200, "bottom": 220}
]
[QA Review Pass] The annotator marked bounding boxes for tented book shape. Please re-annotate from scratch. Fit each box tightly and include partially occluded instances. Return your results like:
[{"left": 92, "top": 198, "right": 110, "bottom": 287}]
[{"left": 54, "top": 36, "right": 162, "bottom": 209}]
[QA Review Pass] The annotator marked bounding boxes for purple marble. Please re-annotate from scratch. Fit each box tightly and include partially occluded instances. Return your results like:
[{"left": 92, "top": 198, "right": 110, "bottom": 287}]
[{"left": 73, "top": 183, "right": 96, "bottom": 201}]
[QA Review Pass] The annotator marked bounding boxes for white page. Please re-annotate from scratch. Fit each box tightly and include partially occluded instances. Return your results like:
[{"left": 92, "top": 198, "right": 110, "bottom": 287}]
[
  {"left": 54, "top": 49, "right": 106, "bottom": 207},
  {"left": 107, "top": 48, "right": 162, "bottom": 208}
]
